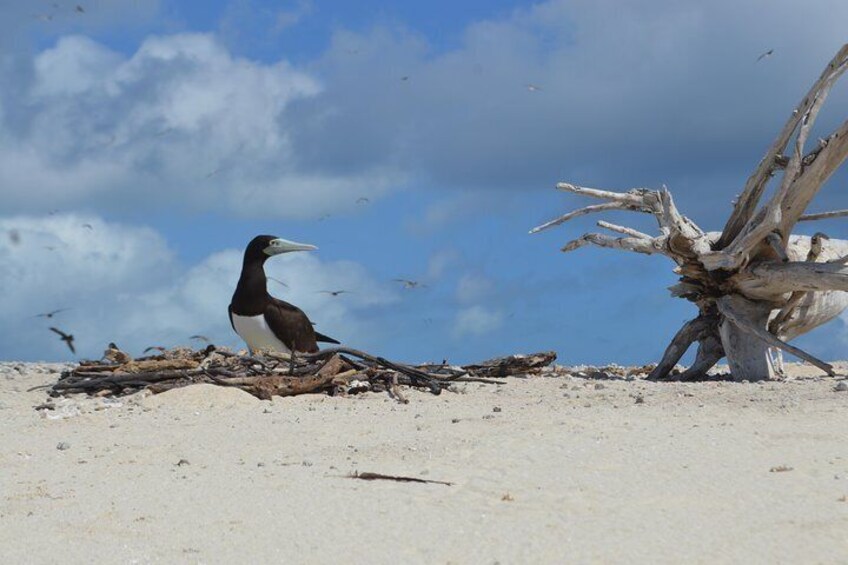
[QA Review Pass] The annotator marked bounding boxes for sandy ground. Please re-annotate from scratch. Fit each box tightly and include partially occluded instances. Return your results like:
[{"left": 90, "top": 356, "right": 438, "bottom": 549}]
[{"left": 1, "top": 361, "right": 848, "bottom": 564}]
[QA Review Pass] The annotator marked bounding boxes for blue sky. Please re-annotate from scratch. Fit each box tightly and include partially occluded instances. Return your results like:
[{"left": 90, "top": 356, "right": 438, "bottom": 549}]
[{"left": 2, "top": 0, "right": 848, "bottom": 364}]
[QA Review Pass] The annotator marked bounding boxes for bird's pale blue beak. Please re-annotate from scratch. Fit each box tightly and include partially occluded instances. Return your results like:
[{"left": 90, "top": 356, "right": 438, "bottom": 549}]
[{"left": 264, "top": 238, "right": 318, "bottom": 256}]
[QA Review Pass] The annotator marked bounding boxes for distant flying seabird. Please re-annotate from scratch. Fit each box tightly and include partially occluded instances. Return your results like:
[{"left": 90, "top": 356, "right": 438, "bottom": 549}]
[
  {"left": 143, "top": 346, "right": 166, "bottom": 354},
  {"left": 756, "top": 49, "right": 774, "bottom": 62},
  {"left": 526, "top": 84, "right": 542, "bottom": 92},
  {"left": 49, "top": 327, "right": 76, "bottom": 354},
  {"left": 394, "top": 278, "right": 427, "bottom": 289},
  {"left": 189, "top": 335, "right": 211, "bottom": 343},
  {"left": 35, "top": 308, "right": 70, "bottom": 319},
  {"left": 268, "top": 276, "right": 289, "bottom": 288},
  {"left": 229, "top": 235, "right": 340, "bottom": 356},
  {"left": 318, "top": 290, "right": 351, "bottom": 297}
]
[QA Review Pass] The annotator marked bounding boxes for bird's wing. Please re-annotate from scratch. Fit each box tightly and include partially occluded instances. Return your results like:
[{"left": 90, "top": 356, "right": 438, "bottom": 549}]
[
  {"left": 265, "top": 297, "right": 320, "bottom": 353},
  {"left": 49, "top": 327, "right": 67, "bottom": 338},
  {"left": 67, "top": 341, "right": 76, "bottom": 354}
]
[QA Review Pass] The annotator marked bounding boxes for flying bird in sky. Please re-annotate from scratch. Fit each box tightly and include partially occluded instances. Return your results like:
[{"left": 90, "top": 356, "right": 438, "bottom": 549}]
[
  {"left": 76, "top": 5, "right": 85, "bottom": 13},
  {"left": 35, "top": 308, "right": 70, "bottom": 319},
  {"left": 189, "top": 335, "right": 211, "bottom": 343},
  {"left": 318, "top": 290, "right": 352, "bottom": 297},
  {"left": 143, "top": 346, "right": 166, "bottom": 354},
  {"left": 268, "top": 276, "right": 289, "bottom": 288},
  {"left": 356, "top": 197, "right": 370, "bottom": 205},
  {"left": 49, "top": 327, "right": 76, "bottom": 354},
  {"left": 756, "top": 49, "right": 774, "bottom": 62},
  {"left": 526, "top": 84, "right": 542, "bottom": 92},
  {"left": 82, "top": 223, "right": 93, "bottom": 230},
  {"left": 8, "top": 230, "right": 20, "bottom": 245},
  {"left": 394, "top": 279, "right": 427, "bottom": 289}
]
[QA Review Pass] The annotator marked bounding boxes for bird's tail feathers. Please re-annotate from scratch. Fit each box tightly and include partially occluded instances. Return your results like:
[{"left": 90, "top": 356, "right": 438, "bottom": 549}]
[{"left": 315, "top": 331, "right": 340, "bottom": 344}]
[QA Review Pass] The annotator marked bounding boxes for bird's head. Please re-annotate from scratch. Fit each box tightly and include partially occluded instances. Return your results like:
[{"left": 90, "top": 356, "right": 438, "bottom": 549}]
[{"left": 244, "top": 235, "right": 317, "bottom": 263}]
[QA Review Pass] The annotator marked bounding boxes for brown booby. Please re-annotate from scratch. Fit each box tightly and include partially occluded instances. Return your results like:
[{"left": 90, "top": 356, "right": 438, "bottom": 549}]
[{"left": 229, "top": 235, "right": 339, "bottom": 355}]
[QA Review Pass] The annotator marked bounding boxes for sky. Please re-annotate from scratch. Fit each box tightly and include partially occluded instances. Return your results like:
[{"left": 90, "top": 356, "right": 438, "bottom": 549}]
[{"left": 2, "top": 0, "right": 848, "bottom": 365}]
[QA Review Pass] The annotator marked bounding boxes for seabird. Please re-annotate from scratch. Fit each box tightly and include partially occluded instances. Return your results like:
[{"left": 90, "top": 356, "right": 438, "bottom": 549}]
[
  {"left": 35, "top": 308, "right": 70, "bottom": 319},
  {"left": 103, "top": 342, "right": 131, "bottom": 364},
  {"left": 229, "top": 235, "right": 340, "bottom": 356},
  {"left": 189, "top": 335, "right": 211, "bottom": 344},
  {"left": 318, "top": 290, "right": 351, "bottom": 297},
  {"left": 394, "top": 278, "right": 427, "bottom": 289},
  {"left": 143, "top": 346, "right": 166, "bottom": 354},
  {"left": 756, "top": 49, "right": 774, "bottom": 62},
  {"left": 49, "top": 327, "right": 76, "bottom": 354},
  {"left": 526, "top": 84, "right": 543, "bottom": 92},
  {"left": 268, "top": 276, "right": 289, "bottom": 288}
]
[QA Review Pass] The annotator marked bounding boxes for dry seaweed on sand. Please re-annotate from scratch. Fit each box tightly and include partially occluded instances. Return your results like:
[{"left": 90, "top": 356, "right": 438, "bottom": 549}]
[
  {"left": 347, "top": 471, "right": 453, "bottom": 486},
  {"left": 47, "top": 344, "right": 557, "bottom": 401}
]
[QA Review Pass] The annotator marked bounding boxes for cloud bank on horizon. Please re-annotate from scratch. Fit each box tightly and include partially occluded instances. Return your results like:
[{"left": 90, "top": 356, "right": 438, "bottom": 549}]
[{"left": 2, "top": 0, "right": 848, "bottom": 362}]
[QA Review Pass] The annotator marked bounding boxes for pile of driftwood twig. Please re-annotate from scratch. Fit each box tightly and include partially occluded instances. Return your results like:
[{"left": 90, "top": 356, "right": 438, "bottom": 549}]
[{"left": 48, "top": 344, "right": 557, "bottom": 402}]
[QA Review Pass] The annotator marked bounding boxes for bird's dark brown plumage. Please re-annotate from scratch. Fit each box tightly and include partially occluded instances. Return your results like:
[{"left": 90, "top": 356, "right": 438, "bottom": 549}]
[{"left": 229, "top": 235, "right": 339, "bottom": 354}]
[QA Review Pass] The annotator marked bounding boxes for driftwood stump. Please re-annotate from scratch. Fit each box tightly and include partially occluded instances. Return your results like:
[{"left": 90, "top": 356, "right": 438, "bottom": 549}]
[{"left": 531, "top": 45, "right": 848, "bottom": 381}]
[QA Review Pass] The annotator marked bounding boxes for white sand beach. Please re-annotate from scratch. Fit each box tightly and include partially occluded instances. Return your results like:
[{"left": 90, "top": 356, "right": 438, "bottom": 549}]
[{"left": 2, "top": 362, "right": 848, "bottom": 564}]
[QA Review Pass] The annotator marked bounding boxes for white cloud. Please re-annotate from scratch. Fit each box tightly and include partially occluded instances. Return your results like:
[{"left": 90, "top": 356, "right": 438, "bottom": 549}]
[
  {"left": 0, "top": 215, "right": 397, "bottom": 360},
  {"left": 426, "top": 248, "right": 460, "bottom": 281},
  {"left": 291, "top": 0, "right": 848, "bottom": 206},
  {"left": 0, "top": 32, "right": 402, "bottom": 218},
  {"left": 452, "top": 305, "right": 504, "bottom": 338},
  {"left": 274, "top": 0, "right": 313, "bottom": 32},
  {"left": 455, "top": 273, "right": 495, "bottom": 304}
]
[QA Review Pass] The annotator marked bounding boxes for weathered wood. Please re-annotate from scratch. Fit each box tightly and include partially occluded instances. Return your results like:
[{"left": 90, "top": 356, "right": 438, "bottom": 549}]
[
  {"left": 717, "top": 296, "right": 833, "bottom": 377},
  {"left": 717, "top": 44, "right": 848, "bottom": 249},
  {"left": 648, "top": 315, "right": 713, "bottom": 380},
  {"left": 597, "top": 220, "right": 651, "bottom": 239},
  {"left": 460, "top": 351, "right": 557, "bottom": 378},
  {"left": 532, "top": 45, "right": 848, "bottom": 382},
  {"left": 529, "top": 202, "right": 644, "bottom": 234},
  {"left": 799, "top": 209, "right": 848, "bottom": 221},
  {"left": 675, "top": 334, "right": 724, "bottom": 381},
  {"left": 716, "top": 297, "right": 774, "bottom": 381},
  {"left": 49, "top": 346, "right": 556, "bottom": 400},
  {"left": 561, "top": 233, "right": 669, "bottom": 256}
]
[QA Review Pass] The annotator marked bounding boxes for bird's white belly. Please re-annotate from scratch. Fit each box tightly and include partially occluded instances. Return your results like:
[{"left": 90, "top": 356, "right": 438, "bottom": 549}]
[{"left": 231, "top": 313, "right": 291, "bottom": 354}]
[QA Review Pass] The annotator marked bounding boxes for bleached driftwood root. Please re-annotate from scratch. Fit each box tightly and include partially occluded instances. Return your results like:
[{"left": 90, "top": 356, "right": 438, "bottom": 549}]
[{"left": 531, "top": 45, "right": 848, "bottom": 381}]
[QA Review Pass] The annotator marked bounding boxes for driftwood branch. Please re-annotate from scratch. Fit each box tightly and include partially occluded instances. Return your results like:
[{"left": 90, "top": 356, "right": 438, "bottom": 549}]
[
  {"left": 648, "top": 314, "right": 715, "bottom": 380},
  {"left": 596, "top": 220, "right": 651, "bottom": 239},
  {"left": 717, "top": 44, "right": 848, "bottom": 249},
  {"left": 532, "top": 45, "right": 848, "bottom": 382},
  {"left": 717, "top": 296, "right": 834, "bottom": 376},
  {"left": 799, "top": 209, "right": 848, "bottom": 221},
  {"left": 48, "top": 345, "right": 556, "bottom": 400},
  {"left": 561, "top": 233, "right": 669, "bottom": 256}
]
